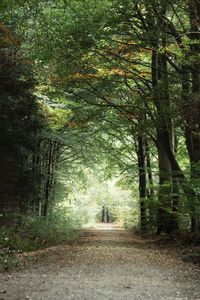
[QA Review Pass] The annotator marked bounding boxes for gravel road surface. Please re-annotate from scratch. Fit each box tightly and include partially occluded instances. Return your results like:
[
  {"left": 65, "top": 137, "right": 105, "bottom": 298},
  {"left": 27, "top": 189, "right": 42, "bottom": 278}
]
[{"left": 0, "top": 223, "right": 200, "bottom": 300}]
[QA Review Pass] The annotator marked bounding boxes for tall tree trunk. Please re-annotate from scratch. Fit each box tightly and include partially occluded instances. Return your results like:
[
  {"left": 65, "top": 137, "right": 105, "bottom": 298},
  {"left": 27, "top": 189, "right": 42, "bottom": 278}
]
[
  {"left": 181, "top": 1, "right": 200, "bottom": 232},
  {"left": 137, "top": 134, "right": 147, "bottom": 232},
  {"left": 43, "top": 140, "right": 53, "bottom": 217},
  {"left": 145, "top": 138, "right": 157, "bottom": 230},
  {"left": 145, "top": 140, "right": 154, "bottom": 198},
  {"left": 42, "top": 140, "right": 60, "bottom": 217},
  {"left": 152, "top": 48, "right": 174, "bottom": 234}
]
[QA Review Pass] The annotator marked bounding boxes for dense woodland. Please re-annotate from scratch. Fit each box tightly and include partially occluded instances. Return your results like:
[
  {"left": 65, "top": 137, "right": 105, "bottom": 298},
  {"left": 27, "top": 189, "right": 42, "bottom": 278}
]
[{"left": 1, "top": 0, "right": 200, "bottom": 249}]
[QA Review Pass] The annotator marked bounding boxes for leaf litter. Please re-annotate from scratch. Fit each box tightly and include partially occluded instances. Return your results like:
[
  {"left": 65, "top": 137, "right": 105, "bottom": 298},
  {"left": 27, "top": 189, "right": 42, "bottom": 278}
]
[{"left": 0, "top": 223, "right": 200, "bottom": 300}]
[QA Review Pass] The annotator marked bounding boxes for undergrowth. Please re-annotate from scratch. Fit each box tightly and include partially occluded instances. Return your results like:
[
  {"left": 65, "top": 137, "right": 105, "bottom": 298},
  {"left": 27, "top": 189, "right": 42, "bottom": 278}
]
[{"left": 0, "top": 210, "right": 82, "bottom": 271}]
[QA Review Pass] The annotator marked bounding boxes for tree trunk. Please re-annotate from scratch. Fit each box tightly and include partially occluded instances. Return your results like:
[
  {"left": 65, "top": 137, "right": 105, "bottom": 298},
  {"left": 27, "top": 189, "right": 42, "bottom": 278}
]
[
  {"left": 181, "top": 1, "right": 200, "bottom": 232},
  {"left": 145, "top": 139, "right": 154, "bottom": 198},
  {"left": 152, "top": 48, "right": 174, "bottom": 234},
  {"left": 137, "top": 134, "right": 147, "bottom": 232},
  {"left": 43, "top": 140, "right": 53, "bottom": 217}
]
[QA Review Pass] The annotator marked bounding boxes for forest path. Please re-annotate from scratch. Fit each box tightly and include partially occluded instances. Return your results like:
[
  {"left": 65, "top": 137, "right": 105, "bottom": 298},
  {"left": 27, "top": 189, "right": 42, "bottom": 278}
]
[{"left": 0, "top": 223, "right": 200, "bottom": 300}]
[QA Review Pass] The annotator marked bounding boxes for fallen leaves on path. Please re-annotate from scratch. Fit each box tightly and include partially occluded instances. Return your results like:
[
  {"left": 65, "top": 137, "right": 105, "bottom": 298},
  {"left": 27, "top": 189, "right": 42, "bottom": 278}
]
[{"left": 0, "top": 224, "right": 200, "bottom": 300}]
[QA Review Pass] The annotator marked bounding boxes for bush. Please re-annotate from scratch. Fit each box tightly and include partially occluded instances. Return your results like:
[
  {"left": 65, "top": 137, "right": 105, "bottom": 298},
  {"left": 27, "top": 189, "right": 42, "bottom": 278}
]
[
  {"left": 0, "top": 226, "right": 22, "bottom": 271},
  {"left": 0, "top": 209, "right": 83, "bottom": 271}
]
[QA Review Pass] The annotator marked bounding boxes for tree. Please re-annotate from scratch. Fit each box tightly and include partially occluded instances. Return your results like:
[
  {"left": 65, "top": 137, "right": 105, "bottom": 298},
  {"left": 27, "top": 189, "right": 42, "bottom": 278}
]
[{"left": 1, "top": 0, "right": 200, "bottom": 237}]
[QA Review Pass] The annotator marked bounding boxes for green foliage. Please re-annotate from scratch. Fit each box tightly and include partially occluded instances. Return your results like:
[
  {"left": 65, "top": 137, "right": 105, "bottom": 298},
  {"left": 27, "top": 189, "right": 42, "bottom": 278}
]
[
  {"left": 0, "top": 20, "right": 47, "bottom": 210},
  {"left": 0, "top": 210, "right": 83, "bottom": 271},
  {"left": 0, "top": 226, "right": 25, "bottom": 271},
  {"left": 59, "top": 168, "right": 138, "bottom": 228},
  {"left": 1, "top": 0, "right": 200, "bottom": 241}
]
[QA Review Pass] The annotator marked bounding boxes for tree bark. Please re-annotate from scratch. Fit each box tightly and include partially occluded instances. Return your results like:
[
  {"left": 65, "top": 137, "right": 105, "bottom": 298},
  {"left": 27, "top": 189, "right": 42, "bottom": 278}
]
[
  {"left": 152, "top": 48, "right": 174, "bottom": 234},
  {"left": 180, "top": 1, "right": 200, "bottom": 232},
  {"left": 137, "top": 134, "right": 147, "bottom": 232}
]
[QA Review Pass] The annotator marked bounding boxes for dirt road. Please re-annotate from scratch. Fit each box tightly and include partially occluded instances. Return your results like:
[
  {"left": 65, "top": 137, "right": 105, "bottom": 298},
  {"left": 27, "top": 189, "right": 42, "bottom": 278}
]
[{"left": 0, "top": 223, "right": 200, "bottom": 300}]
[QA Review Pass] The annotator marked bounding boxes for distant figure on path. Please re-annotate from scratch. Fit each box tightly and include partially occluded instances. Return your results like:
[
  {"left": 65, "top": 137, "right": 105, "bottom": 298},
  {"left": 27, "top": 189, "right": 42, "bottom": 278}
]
[{"left": 101, "top": 206, "right": 110, "bottom": 223}]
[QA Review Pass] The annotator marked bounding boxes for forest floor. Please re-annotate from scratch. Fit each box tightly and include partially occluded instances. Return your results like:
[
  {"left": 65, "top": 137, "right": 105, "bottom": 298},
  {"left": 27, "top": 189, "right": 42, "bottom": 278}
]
[{"left": 0, "top": 223, "right": 200, "bottom": 300}]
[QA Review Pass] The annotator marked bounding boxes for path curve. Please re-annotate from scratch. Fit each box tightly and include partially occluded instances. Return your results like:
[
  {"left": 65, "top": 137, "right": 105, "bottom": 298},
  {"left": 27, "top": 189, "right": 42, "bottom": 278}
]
[{"left": 0, "top": 223, "right": 200, "bottom": 300}]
